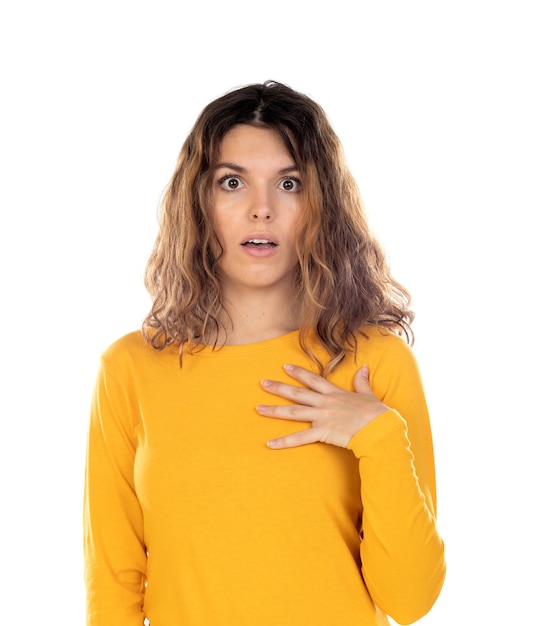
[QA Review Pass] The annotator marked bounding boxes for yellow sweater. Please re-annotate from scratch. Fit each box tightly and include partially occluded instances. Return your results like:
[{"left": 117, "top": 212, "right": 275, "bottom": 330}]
[{"left": 84, "top": 326, "right": 445, "bottom": 625}]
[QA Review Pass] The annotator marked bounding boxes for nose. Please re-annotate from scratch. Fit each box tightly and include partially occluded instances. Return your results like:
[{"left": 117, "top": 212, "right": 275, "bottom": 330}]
[{"left": 249, "top": 186, "right": 273, "bottom": 221}]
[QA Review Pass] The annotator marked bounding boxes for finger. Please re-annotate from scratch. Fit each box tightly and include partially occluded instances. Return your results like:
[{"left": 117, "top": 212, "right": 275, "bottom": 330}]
[
  {"left": 266, "top": 428, "right": 321, "bottom": 449},
  {"left": 353, "top": 364, "right": 376, "bottom": 396},
  {"left": 256, "top": 403, "right": 317, "bottom": 422},
  {"left": 260, "top": 379, "right": 323, "bottom": 406},
  {"left": 282, "top": 364, "right": 340, "bottom": 394}
]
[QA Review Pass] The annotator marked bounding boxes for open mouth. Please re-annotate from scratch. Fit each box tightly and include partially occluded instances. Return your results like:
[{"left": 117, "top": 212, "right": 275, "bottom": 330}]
[{"left": 241, "top": 239, "right": 277, "bottom": 248}]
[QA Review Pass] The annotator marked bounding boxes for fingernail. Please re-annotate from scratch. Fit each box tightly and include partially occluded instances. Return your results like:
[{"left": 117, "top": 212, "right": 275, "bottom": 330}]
[
  {"left": 284, "top": 364, "right": 294, "bottom": 372},
  {"left": 257, "top": 405, "right": 268, "bottom": 413},
  {"left": 266, "top": 440, "right": 276, "bottom": 448},
  {"left": 261, "top": 379, "right": 272, "bottom": 388}
]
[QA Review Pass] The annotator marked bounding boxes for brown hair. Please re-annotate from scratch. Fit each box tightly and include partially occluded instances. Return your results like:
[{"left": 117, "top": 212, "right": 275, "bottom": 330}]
[{"left": 143, "top": 81, "right": 414, "bottom": 374}]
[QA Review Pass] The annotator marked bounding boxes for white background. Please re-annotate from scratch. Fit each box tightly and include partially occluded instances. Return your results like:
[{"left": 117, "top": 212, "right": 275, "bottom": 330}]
[{"left": 1, "top": 1, "right": 536, "bottom": 624}]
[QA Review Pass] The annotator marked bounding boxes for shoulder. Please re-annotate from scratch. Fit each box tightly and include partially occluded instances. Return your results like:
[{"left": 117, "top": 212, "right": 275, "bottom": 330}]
[
  {"left": 101, "top": 330, "right": 148, "bottom": 360},
  {"left": 95, "top": 330, "right": 179, "bottom": 397},
  {"left": 325, "top": 326, "right": 418, "bottom": 394},
  {"left": 356, "top": 325, "right": 415, "bottom": 365},
  {"left": 99, "top": 330, "right": 161, "bottom": 376},
  {"left": 356, "top": 325, "right": 422, "bottom": 389}
]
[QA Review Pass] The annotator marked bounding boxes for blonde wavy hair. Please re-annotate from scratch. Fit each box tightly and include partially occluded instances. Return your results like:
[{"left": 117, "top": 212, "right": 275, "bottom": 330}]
[{"left": 143, "top": 81, "right": 414, "bottom": 374}]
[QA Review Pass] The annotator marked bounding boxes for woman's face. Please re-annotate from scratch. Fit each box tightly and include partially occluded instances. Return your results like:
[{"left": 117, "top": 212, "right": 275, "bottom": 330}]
[{"left": 211, "top": 124, "right": 303, "bottom": 298}]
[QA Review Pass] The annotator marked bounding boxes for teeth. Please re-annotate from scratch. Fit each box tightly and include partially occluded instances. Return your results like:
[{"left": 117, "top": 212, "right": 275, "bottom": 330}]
[{"left": 248, "top": 239, "right": 271, "bottom": 244}]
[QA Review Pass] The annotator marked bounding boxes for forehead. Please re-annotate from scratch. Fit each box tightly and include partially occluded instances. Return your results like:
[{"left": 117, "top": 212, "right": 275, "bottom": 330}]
[{"left": 217, "top": 124, "right": 294, "bottom": 161}]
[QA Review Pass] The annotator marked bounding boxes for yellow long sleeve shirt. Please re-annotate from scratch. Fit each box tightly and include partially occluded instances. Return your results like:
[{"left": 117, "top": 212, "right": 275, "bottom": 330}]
[{"left": 84, "top": 326, "right": 445, "bottom": 625}]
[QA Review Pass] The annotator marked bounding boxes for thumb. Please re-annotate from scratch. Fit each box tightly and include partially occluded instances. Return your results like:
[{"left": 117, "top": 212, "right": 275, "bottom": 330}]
[{"left": 353, "top": 364, "right": 372, "bottom": 394}]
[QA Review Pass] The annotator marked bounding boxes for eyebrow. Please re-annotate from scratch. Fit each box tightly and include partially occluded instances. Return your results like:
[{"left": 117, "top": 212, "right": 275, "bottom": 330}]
[{"left": 214, "top": 162, "right": 299, "bottom": 175}]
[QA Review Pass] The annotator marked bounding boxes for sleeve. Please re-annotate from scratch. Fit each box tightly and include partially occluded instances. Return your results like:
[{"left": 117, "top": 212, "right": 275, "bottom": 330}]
[
  {"left": 83, "top": 355, "right": 147, "bottom": 626},
  {"left": 347, "top": 337, "right": 446, "bottom": 625}
]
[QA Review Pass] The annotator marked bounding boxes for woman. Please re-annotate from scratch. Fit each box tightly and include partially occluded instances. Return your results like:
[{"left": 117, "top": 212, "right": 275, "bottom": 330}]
[{"left": 84, "top": 81, "right": 446, "bottom": 625}]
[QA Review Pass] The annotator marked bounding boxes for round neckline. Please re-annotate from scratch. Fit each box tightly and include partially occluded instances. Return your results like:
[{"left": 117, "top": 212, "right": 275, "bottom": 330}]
[{"left": 192, "top": 329, "right": 301, "bottom": 356}]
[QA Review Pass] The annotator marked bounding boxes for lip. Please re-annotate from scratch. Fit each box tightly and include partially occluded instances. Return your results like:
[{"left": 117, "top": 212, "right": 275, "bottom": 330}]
[
  {"left": 240, "top": 232, "right": 279, "bottom": 246},
  {"left": 240, "top": 232, "right": 279, "bottom": 258}
]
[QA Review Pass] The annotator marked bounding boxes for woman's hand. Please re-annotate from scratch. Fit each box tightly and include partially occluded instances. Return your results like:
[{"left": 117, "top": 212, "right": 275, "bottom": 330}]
[{"left": 257, "top": 364, "right": 390, "bottom": 449}]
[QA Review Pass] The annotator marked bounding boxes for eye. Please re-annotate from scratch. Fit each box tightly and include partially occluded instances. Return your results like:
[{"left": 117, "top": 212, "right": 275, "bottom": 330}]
[
  {"left": 218, "top": 175, "right": 244, "bottom": 191},
  {"left": 279, "top": 177, "right": 302, "bottom": 192}
]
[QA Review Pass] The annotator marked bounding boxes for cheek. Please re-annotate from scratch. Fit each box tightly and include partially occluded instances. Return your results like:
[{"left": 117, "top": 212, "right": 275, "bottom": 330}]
[
  {"left": 287, "top": 205, "right": 303, "bottom": 241},
  {"left": 211, "top": 209, "right": 227, "bottom": 239},
  {"left": 207, "top": 211, "right": 226, "bottom": 256},
  {"left": 211, "top": 212, "right": 240, "bottom": 256}
]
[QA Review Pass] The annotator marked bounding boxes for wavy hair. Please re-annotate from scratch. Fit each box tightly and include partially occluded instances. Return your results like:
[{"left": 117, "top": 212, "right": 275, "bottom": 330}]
[{"left": 143, "top": 81, "right": 414, "bottom": 374}]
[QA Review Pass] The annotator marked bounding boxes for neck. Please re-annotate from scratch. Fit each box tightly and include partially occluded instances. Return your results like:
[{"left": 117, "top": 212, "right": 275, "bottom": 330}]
[{"left": 216, "top": 285, "right": 302, "bottom": 346}]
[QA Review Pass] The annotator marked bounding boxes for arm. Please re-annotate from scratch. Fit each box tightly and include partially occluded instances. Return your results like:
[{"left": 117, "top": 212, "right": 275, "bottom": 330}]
[
  {"left": 349, "top": 368, "right": 445, "bottom": 623},
  {"left": 257, "top": 336, "right": 446, "bottom": 624},
  {"left": 84, "top": 357, "right": 147, "bottom": 625}
]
